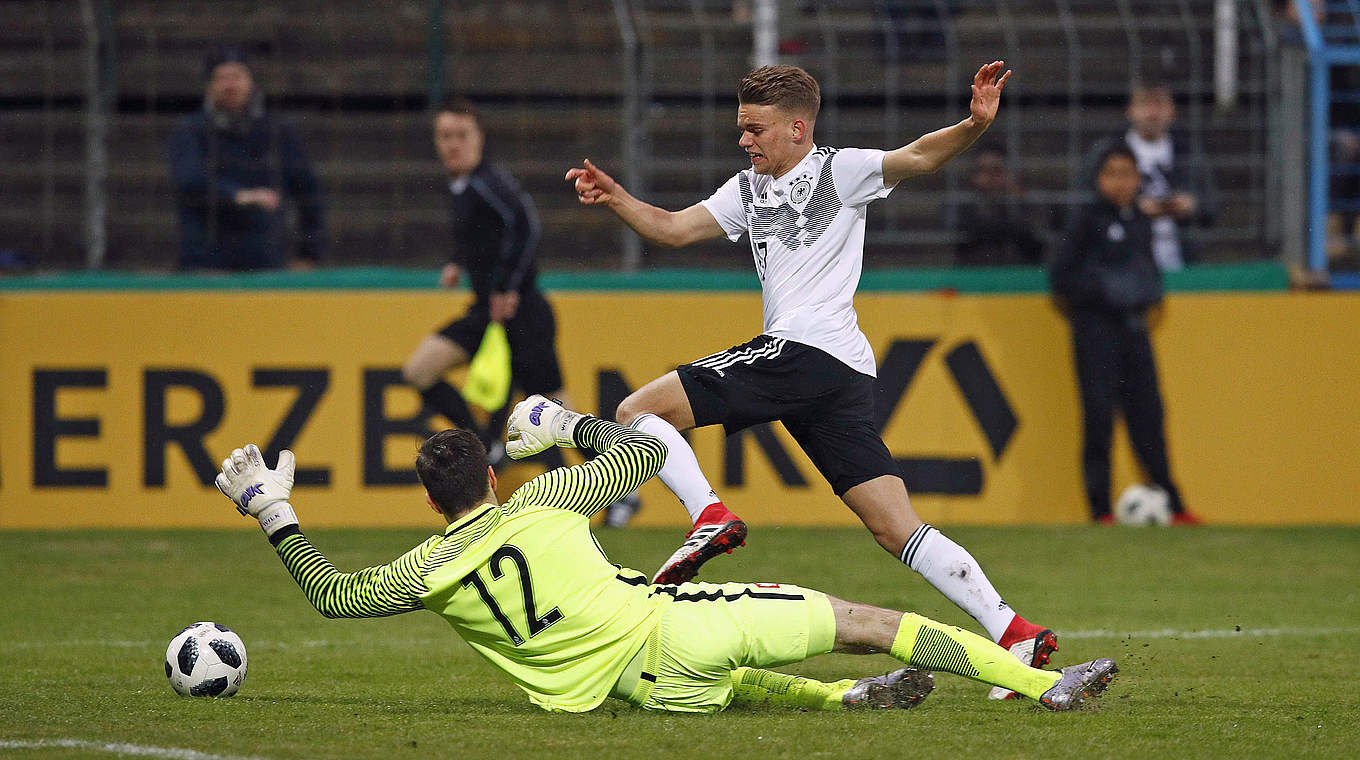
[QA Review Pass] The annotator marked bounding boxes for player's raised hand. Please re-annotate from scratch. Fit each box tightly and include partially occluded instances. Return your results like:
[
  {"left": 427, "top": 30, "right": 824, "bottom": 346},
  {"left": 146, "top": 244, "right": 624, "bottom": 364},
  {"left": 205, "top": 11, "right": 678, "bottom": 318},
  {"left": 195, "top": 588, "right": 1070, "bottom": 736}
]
[
  {"left": 506, "top": 395, "right": 586, "bottom": 459},
  {"left": 968, "top": 61, "right": 1012, "bottom": 127},
  {"left": 215, "top": 444, "right": 298, "bottom": 537},
  {"left": 564, "top": 159, "right": 618, "bottom": 205}
]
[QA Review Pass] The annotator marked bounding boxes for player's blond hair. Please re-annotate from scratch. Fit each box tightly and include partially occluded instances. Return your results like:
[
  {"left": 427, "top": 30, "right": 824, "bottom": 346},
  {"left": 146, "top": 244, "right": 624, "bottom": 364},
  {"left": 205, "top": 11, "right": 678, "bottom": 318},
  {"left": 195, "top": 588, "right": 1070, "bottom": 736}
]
[{"left": 738, "top": 65, "right": 820, "bottom": 122}]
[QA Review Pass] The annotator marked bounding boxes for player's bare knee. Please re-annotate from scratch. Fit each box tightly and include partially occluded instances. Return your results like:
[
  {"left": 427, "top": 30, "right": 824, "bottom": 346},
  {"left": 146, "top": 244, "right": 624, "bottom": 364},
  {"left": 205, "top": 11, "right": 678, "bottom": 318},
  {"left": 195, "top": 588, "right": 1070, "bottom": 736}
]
[
  {"left": 617, "top": 391, "right": 674, "bottom": 426},
  {"left": 857, "top": 516, "right": 913, "bottom": 557},
  {"left": 830, "top": 596, "right": 903, "bottom": 652},
  {"left": 401, "top": 361, "right": 433, "bottom": 390},
  {"left": 614, "top": 393, "right": 645, "bottom": 425}
]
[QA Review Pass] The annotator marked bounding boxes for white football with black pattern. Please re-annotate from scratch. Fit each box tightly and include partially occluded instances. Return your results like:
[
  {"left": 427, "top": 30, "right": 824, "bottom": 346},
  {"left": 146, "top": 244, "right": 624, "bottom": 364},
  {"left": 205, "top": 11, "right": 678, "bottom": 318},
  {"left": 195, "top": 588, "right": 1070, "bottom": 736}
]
[
  {"left": 1115, "top": 484, "right": 1173, "bottom": 526},
  {"left": 164, "top": 622, "right": 248, "bottom": 697}
]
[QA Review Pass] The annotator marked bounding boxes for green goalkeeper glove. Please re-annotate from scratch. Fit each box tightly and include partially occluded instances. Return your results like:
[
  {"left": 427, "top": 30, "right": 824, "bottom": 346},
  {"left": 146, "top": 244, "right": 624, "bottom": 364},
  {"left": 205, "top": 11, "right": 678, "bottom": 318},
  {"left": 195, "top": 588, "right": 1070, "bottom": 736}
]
[
  {"left": 505, "top": 395, "right": 586, "bottom": 459},
  {"left": 215, "top": 443, "right": 298, "bottom": 537}
]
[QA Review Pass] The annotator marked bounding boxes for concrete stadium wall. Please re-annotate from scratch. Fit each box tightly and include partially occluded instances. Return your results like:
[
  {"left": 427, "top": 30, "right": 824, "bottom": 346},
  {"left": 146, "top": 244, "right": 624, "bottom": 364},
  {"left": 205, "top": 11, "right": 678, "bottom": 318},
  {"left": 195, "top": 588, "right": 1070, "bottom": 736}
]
[{"left": 2, "top": 286, "right": 1357, "bottom": 527}]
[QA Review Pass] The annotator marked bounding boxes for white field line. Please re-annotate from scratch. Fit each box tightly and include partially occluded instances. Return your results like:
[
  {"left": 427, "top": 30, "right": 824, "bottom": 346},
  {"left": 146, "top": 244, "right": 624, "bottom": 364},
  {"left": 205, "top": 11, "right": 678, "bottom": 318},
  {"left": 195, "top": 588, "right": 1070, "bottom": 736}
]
[
  {"left": 1060, "top": 625, "right": 1360, "bottom": 640},
  {"left": 6, "top": 638, "right": 370, "bottom": 649},
  {"left": 7, "top": 626, "right": 1359, "bottom": 651},
  {"left": 0, "top": 739, "right": 270, "bottom": 760}
]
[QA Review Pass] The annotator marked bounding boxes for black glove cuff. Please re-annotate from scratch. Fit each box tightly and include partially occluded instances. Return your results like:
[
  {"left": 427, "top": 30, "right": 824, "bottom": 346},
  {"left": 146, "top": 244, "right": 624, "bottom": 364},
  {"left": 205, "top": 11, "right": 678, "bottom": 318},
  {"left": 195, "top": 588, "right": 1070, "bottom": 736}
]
[
  {"left": 572, "top": 415, "right": 604, "bottom": 449},
  {"left": 267, "top": 523, "right": 303, "bottom": 547}
]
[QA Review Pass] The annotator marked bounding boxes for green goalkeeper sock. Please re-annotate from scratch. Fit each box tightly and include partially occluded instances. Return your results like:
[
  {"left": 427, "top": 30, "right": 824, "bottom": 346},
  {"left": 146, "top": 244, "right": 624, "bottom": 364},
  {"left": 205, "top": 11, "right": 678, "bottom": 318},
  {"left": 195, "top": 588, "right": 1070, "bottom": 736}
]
[
  {"left": 730, "top": 667, "right": 856, "bottom": 711},
  {"left": 889, "top": 613, "right": 1060, "bottom": 701}
]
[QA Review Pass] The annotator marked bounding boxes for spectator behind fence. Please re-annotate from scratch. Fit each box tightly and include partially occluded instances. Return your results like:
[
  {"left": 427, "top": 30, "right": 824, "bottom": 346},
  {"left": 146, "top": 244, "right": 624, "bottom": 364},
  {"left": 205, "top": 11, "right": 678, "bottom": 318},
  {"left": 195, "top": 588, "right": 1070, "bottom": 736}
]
[
  {"left": 953, "top": 145, "right": 1045, "bottom": 266},
  {"left": 1049, "top": 144, "right": 1199, "bottom": 526},
  {"left": 1084, "top": 80, "right": 1215, "bottom": 272},
  {"left": 168, "top": 47, "right": 324, "bottom": 271}
]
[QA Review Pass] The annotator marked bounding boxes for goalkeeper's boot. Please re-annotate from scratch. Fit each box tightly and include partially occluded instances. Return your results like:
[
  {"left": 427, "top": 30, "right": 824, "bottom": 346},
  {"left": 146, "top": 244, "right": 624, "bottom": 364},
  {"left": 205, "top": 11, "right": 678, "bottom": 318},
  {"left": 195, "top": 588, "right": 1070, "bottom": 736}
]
[
  {"left": 988, "top": 616, "right": 1059, "bottom": 700},
  {"left": 1038, "top": 658, "right": 1118, "bottom": 711},
  {"left": 842, "top": 668, "right": 935, "bottom": 710},
  {"left": 652, "top": 502, "right": 746, "bottom": 585}
]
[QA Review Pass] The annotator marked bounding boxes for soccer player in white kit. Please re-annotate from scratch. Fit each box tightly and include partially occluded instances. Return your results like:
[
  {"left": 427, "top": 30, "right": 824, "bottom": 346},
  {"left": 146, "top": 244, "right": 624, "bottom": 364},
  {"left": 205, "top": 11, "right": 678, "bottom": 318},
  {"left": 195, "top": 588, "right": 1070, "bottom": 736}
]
[{"left": 566, "top": 61, "right": 1055, "bottom": 699}]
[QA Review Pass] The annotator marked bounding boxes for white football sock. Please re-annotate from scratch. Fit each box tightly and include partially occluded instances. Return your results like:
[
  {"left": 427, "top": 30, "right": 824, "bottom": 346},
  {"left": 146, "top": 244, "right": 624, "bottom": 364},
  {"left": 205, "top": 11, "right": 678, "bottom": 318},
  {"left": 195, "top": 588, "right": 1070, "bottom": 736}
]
[
  {"left": 900, "top": 524, "right": 1017, "bottom": 642},
  {"left": 630, "top": 413, "right": 720, "bottom": 524}
]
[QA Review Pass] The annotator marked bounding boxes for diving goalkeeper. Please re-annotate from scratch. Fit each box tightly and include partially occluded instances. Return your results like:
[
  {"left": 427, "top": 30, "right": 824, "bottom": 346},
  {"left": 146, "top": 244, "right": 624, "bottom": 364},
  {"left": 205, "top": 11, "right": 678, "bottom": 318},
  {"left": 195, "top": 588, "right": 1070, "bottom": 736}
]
[{"left": 216, "top": 396, "right": 1117, "bottom": 713}]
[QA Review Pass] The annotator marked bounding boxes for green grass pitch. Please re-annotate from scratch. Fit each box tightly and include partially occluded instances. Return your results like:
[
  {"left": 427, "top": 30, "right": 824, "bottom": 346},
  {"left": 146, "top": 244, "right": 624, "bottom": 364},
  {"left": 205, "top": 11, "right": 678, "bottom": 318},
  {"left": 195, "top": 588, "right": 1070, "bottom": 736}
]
[{"left": 1, "top": 525, "right": 1357, "bottom": 759}]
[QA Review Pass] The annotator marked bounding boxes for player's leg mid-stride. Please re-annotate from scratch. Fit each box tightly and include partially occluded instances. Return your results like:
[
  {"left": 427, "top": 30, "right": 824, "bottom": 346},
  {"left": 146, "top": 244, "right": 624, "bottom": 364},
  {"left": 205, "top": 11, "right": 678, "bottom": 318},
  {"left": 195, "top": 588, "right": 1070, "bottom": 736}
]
[
  {"left": 825, "top": 596, "right": 1113, "bottom": 712},
  {"left": 615, "top": 374, "right": 748, "bottom": 585},
  {"left": 614, "top": 370, "right": 1059, "bottom": 700}
]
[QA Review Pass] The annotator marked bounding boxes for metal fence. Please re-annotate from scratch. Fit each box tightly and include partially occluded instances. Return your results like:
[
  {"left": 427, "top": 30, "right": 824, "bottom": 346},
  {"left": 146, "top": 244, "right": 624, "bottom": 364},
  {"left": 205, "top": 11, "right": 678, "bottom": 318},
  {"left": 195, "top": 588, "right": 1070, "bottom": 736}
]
[
  {"left": 617, "top": 0, "right": 1284, "bottom": 267},
  {"left": 0, "top": 1, "right": 1299, "bottom": 272},
  {"left": 1290, "top": 0, "right": 1360, "bottom": 281}
]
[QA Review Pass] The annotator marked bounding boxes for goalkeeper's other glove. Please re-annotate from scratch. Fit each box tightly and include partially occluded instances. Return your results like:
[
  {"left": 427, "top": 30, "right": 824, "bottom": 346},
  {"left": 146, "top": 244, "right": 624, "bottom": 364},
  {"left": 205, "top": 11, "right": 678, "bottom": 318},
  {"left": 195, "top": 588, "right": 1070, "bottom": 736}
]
[
  {"left": 506, "top": 394, "right": 586, "bottom": 459},
  {"left": 215, "top": 443, "right": 298, "bottom": 537}
]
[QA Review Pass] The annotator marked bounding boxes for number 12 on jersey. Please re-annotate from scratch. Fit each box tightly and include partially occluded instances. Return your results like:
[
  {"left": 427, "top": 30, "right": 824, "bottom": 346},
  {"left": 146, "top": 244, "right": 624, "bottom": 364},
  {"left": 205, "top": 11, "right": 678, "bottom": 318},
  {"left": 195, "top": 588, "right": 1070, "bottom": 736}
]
[{"left": 460, "top": 545, "right": 564, "bottom": 646}]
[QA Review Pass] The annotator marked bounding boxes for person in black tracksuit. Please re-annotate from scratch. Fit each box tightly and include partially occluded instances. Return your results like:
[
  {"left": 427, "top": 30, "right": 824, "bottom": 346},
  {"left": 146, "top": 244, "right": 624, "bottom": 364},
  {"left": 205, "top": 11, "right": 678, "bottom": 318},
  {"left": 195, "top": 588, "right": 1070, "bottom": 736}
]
[
  {"left": 401, "top": 98, "right": 565, "bottom": 467},
  {"left": 1050, "top": 144, "right": 1196, "bottom": 524}
]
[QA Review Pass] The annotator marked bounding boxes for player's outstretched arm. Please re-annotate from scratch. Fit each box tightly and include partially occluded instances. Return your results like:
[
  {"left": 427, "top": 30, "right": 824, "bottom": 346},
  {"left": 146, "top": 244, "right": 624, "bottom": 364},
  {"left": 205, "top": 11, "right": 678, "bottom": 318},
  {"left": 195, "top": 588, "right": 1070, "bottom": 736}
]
[
  {"left": 215, "top": 443, "right": 430, "bottom": 619},
  {"left": 505, "top": 395, "right": 667, "bottom": 517},
  {"left": 565, "top": 158, "right": 727, "bottom": 247},
  {"left": 882, "top": 61, "right": 1012, "bottom": 186}
]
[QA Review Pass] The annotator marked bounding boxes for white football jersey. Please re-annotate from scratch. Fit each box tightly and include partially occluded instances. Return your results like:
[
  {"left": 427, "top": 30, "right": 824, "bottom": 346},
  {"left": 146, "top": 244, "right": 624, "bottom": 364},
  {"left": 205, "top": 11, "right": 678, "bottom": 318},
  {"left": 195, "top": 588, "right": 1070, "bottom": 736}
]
[{"left": 700, "top": 145, "right": 895, "bottom": 376}]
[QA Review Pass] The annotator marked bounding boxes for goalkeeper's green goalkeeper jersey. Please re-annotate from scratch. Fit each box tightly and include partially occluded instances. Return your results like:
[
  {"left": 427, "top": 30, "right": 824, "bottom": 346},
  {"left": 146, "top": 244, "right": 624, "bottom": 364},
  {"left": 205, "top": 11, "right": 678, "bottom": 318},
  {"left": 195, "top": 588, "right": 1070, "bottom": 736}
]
[{"left": 266, "top": 417, "right": 671, "bottom": 712}]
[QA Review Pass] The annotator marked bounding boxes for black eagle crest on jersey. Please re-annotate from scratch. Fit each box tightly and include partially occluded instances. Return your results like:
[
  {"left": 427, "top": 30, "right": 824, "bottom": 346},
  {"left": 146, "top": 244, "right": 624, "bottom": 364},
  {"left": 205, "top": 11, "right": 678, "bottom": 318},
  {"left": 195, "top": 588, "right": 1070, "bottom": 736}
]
[{"left": 739, "top": 147, "right": 842, "bottom": 280}]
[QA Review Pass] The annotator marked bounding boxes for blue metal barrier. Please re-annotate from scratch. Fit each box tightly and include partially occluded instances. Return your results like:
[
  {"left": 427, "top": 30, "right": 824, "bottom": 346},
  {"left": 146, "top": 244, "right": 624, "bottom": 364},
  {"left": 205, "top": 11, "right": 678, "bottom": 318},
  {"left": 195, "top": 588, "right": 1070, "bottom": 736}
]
[{"left": 1298, "top": 0, "right": 1360, "bottom": 285}]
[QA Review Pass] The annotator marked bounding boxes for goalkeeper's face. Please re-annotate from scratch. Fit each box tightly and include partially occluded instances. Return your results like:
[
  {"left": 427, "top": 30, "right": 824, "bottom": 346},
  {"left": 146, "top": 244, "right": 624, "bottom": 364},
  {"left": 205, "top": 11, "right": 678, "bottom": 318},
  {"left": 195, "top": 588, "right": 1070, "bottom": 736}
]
[
  {"left": 736, "top": 103, "right": 811, "bottom": 178},
  {"left": 434, "top": 112, "right": 485, "bottom": 178}
]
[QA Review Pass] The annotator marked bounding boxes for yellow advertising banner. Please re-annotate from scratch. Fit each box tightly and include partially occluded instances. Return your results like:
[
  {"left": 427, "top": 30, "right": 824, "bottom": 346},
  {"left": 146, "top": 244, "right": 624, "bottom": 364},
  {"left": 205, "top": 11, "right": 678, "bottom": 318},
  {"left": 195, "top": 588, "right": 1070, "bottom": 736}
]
[{"left": 2, "top": 290, "right": 1357, "bottom": 528}]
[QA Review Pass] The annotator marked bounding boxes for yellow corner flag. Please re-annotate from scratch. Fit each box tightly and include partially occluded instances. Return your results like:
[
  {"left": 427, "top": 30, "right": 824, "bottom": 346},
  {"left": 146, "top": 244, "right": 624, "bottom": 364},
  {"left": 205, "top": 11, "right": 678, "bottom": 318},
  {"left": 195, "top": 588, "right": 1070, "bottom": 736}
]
[{"left": 464, "top": 323, "right": 512, "bottom": 411}]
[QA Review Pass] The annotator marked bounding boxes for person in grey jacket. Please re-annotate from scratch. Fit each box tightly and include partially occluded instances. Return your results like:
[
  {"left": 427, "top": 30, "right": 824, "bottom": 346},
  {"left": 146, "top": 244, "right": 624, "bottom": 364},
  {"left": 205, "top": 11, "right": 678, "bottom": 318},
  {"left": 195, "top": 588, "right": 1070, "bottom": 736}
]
[{"left": 1051, "top": 144, "right": 1199, "bottom": 525}]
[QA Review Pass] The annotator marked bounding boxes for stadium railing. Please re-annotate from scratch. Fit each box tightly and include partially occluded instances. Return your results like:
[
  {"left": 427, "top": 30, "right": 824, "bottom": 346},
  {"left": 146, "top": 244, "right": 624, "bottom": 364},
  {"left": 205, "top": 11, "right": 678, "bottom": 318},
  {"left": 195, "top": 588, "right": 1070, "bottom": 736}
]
[
  {"left": 1291, "top": 0, "right": 1360, "bottom": 287},
  {"left": 0, "top": 1, "right": 1296, "bottom": 272}
]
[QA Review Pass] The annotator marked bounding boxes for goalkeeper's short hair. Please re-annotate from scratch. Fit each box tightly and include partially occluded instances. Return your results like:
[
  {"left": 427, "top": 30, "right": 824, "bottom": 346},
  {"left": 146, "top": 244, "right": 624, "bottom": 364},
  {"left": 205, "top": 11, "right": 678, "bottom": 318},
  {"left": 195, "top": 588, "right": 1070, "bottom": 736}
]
[{"left": 417, "top": 429, "right": 490, "bottom": 518}]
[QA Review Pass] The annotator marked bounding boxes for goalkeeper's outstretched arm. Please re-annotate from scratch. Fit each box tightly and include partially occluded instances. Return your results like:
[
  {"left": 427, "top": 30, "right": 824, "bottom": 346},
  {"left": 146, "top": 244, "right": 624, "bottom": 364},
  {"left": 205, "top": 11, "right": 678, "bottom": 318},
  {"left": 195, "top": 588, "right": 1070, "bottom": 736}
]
[
  {"left": 215, "top": 443, "right": 431, "bottom": 619},
  {"left": 504, "top": 395, "right": 667, "bottom": 518},
  {"left": 268, "top": 529, "right": 434, "bottom": 619}
]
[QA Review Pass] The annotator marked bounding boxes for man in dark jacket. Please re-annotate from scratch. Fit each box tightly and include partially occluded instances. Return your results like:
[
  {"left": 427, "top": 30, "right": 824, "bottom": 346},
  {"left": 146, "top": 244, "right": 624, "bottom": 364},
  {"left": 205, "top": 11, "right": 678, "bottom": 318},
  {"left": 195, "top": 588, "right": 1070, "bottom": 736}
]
[
  {"left": 168, "top": 47, "right": 324, "bottom": 271},
  {"left": 953, "top": 145, "right": 1045, "bottom": 266},
  {"left": 1050, "top": 144, "right": 1198, "bottom": 525},
  {"left": 1083, "top": 81, "right": 1215, "bottom": 271}
]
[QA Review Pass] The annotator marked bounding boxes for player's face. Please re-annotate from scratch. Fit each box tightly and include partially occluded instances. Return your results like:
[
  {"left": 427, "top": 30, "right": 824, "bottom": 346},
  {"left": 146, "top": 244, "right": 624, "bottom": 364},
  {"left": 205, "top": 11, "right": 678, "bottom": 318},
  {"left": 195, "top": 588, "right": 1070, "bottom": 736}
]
[
  {"left": 206, "top": 63, "right": 254, "bottom": 114},
  {"left": 736, "top": 103, "right": 807, "bottom": 178},
  {"left": 434, "top": 112, "right": 484, "bottom": 177},
  {"left": 1127, "top": 89, "right": 1175, "bottom": 140},
  {"left": 1097, "top": 154, "right": 1140, "bottom": 209}
]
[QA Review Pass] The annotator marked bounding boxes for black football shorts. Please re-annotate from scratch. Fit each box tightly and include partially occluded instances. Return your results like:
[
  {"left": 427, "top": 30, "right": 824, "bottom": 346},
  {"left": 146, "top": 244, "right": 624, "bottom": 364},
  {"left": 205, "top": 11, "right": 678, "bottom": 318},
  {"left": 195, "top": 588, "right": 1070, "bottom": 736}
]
[{"left": 676, "top": 334, "right": 900, "bottom": 495}]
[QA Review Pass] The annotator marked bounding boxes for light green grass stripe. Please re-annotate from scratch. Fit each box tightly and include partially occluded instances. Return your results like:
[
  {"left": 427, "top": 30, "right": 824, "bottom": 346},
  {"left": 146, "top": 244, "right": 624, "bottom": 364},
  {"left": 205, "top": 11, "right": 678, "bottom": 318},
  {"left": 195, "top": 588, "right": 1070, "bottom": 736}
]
[{"left": 0, "top": 261, "right": 1288, "bottom": 293}]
